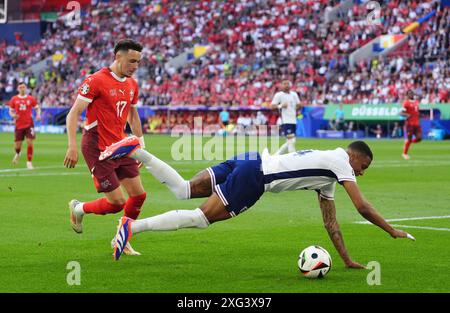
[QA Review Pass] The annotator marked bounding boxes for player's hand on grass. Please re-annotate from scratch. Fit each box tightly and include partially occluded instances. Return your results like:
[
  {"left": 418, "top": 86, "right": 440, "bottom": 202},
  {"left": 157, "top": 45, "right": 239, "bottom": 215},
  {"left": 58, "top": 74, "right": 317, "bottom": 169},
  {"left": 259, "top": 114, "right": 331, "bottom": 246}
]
[
  {"left": 64, "top": 147, "right": 78, "bottom": 168},
  {"left": 390, "top": 229, "right": 416, "bottom": 241},
  {"left": 345, "top": 260, "right": 367, "bottom": 269}
]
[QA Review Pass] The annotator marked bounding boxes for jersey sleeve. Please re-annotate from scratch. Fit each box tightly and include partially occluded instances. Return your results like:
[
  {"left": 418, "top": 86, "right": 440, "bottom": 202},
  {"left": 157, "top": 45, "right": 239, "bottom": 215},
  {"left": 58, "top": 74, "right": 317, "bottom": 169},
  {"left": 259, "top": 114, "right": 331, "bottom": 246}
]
[
  {"left": 131, "top": 81, "right": 139, "bottom": 107},
  {"left": 8, "top": 97, "right": 15, "bottom": 109},
  {"left": 318, "top": 182, "right": 336, "bottom": 200},
  {"left": 293, "top": 91, "right": 300, "bottom": 105},
  {"left": 31, "top": 96, "right": 38, "bottom": 107},
  {"left": 271, "top": 92, "right": 280, "bottom": 105},
  {"left": 77, "top": 76, "right": 100, "bottom": 103},
  {"left": 328, "top": 151, "right": 357, "bottom": 184},
  {"left": 401, "top": 100, "right": 408, "bottom": 112},
  {"left": 332, "top": 163, "right": 356, "bottom": 183}
]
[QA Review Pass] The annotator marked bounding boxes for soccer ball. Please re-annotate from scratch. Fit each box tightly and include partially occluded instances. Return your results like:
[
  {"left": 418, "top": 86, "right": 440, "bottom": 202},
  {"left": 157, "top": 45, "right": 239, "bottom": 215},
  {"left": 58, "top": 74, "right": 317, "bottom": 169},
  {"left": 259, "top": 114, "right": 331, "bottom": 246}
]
[{"left": 298, "top": 245, "right": 332, "bottom": 278}]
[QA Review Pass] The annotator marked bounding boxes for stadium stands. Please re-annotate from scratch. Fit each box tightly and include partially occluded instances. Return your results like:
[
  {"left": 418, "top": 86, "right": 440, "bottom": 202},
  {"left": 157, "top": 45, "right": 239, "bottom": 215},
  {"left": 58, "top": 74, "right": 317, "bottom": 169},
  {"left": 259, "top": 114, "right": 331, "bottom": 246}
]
[{"left": 0, "top": 0, "right": 448, "bottom": 110}]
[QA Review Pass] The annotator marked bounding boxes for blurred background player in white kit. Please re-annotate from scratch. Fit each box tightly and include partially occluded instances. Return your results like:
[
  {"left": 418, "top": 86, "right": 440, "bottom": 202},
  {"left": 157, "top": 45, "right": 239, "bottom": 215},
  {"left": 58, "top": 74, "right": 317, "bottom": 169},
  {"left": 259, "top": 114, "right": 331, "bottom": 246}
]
[{"left": 271, "top": 80, "right": 301, "bottom": 155}]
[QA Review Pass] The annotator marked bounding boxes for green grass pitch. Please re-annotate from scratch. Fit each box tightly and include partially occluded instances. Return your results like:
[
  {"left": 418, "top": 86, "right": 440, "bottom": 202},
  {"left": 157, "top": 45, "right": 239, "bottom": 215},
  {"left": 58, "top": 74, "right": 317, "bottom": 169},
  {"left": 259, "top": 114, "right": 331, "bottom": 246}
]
[{"left": 1, "top": 133, "right": 449, "bottom": 293}]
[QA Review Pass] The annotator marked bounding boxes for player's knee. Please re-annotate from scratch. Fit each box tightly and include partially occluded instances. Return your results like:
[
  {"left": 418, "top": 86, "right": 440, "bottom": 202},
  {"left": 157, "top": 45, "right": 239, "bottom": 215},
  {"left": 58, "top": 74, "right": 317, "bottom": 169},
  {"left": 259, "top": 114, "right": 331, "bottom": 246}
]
[{"left": 188, "top": 170, "right": 212, "bottom": 198}]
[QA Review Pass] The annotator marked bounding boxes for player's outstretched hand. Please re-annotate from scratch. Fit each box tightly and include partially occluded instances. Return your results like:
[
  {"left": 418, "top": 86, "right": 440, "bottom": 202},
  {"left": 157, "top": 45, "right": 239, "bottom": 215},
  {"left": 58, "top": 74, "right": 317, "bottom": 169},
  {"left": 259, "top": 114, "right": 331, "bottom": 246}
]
[
  {"left": 64, "top": 148, "right": 78, "bottom": 168},
  {"left": 345, "top": 260, "right": 367, "bottom": 269},
  {"left": 390, "top": 229, "right": 416, "bottom": 241}
]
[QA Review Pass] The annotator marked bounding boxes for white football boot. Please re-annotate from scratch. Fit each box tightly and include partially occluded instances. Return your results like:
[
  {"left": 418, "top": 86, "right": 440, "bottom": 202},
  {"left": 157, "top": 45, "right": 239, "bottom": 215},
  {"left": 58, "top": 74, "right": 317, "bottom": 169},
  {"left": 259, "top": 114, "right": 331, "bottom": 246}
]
[{"left": 69, "top": 199, "right": 84, "bottom": 234}]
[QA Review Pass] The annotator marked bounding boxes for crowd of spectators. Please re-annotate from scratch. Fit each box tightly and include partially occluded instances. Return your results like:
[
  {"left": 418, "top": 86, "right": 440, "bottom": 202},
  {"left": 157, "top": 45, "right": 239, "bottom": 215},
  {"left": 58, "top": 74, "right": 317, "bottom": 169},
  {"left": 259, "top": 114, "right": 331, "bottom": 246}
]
[{"left": 0, "top": 0, "right": 448, "bottom": 109}]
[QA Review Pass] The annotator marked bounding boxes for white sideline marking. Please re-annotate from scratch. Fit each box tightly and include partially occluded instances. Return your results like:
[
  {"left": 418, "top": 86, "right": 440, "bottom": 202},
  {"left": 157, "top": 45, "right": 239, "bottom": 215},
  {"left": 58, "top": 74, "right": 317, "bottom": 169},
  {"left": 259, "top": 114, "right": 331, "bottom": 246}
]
[
  {"left": 0, "top": 165, "right": 87, "bottom": 173},
  {"left": 355, "top": 215, "right": 450, "bottom": 233},
  {"left": 0, "top": 172, "right": 85, "bottom": 177},
  {"left": 371, "top": 161, "right": 450, "bottom": 168},
  {"left": 390, "top": 224, "right": 450, "bottom": 232},
  {"left": 355, "top": 215, "right": 450, "bottom": 224},
  {"left": 375, "top": 164, "right": 450, "bottom": 168},
  {"left": 0, "top": 166, "right": 64, "bottom": 173}
]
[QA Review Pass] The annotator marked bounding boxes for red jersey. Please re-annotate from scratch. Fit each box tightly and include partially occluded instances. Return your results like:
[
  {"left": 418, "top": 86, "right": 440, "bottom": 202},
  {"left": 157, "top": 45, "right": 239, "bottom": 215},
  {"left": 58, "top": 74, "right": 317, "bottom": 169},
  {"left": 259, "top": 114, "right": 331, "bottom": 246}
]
[
  {"left": 77, "top": 68, "right": 139, "bottom": 150},
  {"left": 402, "top": 99, "right": 420, "bottom": 126},
  {"left": 9, "top": 95, "right": 38, "bottom": 129}
]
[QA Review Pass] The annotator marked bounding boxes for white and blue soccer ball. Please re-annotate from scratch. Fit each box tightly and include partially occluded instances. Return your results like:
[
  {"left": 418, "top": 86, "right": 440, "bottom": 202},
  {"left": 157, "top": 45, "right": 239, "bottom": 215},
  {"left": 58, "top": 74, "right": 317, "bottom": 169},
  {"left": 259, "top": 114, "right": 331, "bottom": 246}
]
[{"left": 298, "top": 245, "right": 332, "bottom": 278}]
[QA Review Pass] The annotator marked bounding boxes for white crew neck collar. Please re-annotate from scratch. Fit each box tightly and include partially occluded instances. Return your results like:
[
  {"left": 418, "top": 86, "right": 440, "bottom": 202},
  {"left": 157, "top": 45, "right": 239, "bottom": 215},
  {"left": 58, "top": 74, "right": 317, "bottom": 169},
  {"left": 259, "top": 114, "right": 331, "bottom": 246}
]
[{"left": 109, "top": 69, "right": 127, "bottom": 82}]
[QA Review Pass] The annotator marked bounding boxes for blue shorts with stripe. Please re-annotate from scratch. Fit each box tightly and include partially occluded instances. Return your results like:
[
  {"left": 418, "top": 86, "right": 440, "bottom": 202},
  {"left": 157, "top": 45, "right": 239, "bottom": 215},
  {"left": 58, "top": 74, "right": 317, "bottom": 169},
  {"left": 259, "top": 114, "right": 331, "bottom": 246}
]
[
  {"left": 281, "top": 124, "right": 296, "bottom": 137},
  {"left": 207, "top": 152, "right": 265, "bottom": 217}
]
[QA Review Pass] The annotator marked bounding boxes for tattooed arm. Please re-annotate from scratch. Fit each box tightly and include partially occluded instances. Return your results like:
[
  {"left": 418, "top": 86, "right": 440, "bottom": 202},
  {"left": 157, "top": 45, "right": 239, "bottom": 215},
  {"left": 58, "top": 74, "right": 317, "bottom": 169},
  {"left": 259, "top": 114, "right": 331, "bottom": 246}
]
[
  {"left": 342, "top": 181, "right": 413, "bottom": 240},
  {"left": 319, "top": 195, "right": 366, "bottom": 269}
]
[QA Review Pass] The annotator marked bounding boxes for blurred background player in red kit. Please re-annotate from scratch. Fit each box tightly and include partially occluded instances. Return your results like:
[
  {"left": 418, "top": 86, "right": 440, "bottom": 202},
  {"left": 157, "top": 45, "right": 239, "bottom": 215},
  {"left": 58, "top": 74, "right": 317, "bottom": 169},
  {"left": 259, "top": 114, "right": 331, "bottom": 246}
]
[
  {"left": 63, "top": 39, "right": 147, "bottom": 256},
  {"left": 8, "top": 82, "right": 41, "bottom": 169},
  {"left": 400, "top": 89, "right": 422, "bottom": 160}
]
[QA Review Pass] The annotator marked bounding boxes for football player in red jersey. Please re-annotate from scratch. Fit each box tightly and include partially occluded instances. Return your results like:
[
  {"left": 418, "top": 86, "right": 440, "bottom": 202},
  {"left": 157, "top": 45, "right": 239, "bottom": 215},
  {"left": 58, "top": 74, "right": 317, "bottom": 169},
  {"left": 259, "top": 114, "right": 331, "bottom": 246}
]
[
  {"left": 8, "top": 82, "right": 41, "bottom": 169},
  {"left": 63, "top": 39, "right": 147, "bottom": 256},
  {"left": 400, "top": 90, "right": 422, "bottom": 160}
]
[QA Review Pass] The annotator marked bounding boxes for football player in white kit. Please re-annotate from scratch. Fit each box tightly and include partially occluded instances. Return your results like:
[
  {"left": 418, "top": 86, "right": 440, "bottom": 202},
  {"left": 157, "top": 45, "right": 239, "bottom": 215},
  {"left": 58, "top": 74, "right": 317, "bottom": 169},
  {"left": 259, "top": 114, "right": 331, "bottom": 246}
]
[
  {"left": 271, "top": 80, "right": 301, "bottom": 155},
  {"left": 103, "top": 138, "right": 415, "bottom": 264}
]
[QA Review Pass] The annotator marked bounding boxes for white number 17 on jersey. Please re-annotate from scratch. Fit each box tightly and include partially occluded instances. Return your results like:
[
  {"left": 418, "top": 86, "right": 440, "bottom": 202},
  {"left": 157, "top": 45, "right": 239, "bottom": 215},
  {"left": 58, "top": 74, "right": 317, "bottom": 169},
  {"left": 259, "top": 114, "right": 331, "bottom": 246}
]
[{"left": 116, "top": 101, "right": 127, "bottom": 118}]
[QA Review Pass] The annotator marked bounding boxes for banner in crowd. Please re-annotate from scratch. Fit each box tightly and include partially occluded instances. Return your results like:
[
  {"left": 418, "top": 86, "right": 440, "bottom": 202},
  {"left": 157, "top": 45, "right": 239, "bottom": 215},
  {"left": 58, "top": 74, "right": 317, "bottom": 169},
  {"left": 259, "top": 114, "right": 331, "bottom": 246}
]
[{"left": 324, "top": 104, "right": 450, "bottom": 121}]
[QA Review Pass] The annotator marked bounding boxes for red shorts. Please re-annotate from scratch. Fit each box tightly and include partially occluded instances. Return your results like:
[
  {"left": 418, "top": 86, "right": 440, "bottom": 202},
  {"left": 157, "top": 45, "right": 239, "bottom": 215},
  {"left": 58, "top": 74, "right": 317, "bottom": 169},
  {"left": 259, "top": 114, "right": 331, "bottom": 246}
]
[
  {"left": 81, "top": 130, "right": 140, "bottom": 193},
  {"left": 405, "top": 124, "right": 422, "bottom": 139},
  {"left": 15, "top": 126, "right": 36, "bottom": 141}
]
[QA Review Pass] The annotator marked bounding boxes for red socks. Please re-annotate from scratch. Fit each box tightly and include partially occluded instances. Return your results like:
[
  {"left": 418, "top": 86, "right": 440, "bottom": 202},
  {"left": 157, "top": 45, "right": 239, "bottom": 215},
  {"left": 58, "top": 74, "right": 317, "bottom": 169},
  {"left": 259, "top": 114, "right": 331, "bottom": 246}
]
[
  {"left": 15, "top": 148, "right": 20, "bottom": 154},
  {"left": 403, "top": 140, "right": 412, "bottom": 154},
  {"left": 27, "top": 145, "right": 33, "bottom": 161},
  {"left": 124, "top": 193, "right": 147, "bottom": 220},
  {"left": 404, "top": 138, "right": 421, "bottom": 154},
  {"left": 83, "top": 198, "right": 123, "bottom": 215},
  {"left": 82, "top": 193, "right": 147, "bottom": 217}
]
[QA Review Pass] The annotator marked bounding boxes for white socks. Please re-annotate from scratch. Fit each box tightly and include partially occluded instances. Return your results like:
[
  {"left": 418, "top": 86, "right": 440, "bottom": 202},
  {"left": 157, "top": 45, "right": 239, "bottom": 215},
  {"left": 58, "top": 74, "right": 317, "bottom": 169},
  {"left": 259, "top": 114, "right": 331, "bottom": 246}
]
[
  {"left": 131, "top": 208, "right": 210, "bottom": 234},
  {"left": 287, "top": 137, "right": 296, "bottom": 152},
  {"left": 274, "top": 142, "right": 288, "bottom": 156},
  {"left": 132, "top": 149, "right": 190, "bottom": 200},
  {"left": 274, "top": 137, "right": 296, "bottom": 155},
  {"left": 74, "top": 202, "right": 85, "bottom": 216}
]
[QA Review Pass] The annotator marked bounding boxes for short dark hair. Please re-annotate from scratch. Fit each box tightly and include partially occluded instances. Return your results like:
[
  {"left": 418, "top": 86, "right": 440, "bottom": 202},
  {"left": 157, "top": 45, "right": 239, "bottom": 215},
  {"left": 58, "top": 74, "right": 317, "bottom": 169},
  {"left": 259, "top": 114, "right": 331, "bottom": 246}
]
[
  {"left": 114, "top": 39, "right": 143, "bottom": 55},
  {"left": 348, "top": 141, "right": 373, "bottom": 161},
  {"left": 17, "top": 81, "right": 26, "bottom": 86}
]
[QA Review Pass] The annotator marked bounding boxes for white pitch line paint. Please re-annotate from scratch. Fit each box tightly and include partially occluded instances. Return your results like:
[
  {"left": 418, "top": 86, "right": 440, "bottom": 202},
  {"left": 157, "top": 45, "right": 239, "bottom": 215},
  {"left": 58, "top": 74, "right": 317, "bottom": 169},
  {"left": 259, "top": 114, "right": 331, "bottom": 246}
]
[
  {"left": 0, "top": 172, "right": 85, "bottom": 177},
  {"left": 389, "top": 224, "right": 450, "bottom": 232},
  {"left": 0, "top": 165, "right": 87, "bottom": 173},
  {"left": 355, "top": 215, "right": 450, "bottom": 224},
  {"left": 0, "top": 166, "right": 63, "bottom": 173}
]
